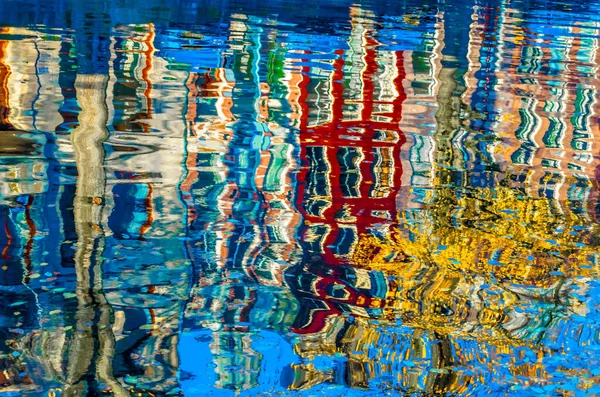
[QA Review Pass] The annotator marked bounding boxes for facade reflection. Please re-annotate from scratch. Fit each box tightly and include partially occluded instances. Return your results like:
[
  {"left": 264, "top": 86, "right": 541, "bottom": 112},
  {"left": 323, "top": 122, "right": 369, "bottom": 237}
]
[{"left": 0, "top": 1, "right": 600, "bottom": 396}]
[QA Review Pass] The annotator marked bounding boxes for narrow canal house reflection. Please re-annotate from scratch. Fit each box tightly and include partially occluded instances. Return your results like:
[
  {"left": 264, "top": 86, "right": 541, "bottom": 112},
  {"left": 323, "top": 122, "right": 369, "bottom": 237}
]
[
  {"left": 100, "top": 24, "right": 190, "bottom": 394},
  {"left": 464, "top": 5, "right": 600, "bottom": 207},
  {"left": 49, "top": 9, "right": 132, "bottom": 395},
  {"left": 0, "top": 27, "right": 42, "bottom": 392},
  {"left": 180, "top": 14, "right": 302, "bottom": 392},
  {"left": 9, "top": 7, "right": 133, "bottom": 395},
  {"left": 0, "top": 20, "right": 192, "bottom": 395},
  {"left": 0, "top": 21, "right": 107, "bottom": 391},
  {"left": 282, "top": 6, "right": 448, "bottom": 391}
]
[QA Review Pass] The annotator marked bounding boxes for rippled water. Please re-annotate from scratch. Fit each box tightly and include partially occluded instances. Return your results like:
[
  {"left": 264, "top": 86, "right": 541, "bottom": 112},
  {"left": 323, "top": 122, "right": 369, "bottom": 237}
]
[{"left": 1, "top": 0, "right": 600, "bottom": 395}]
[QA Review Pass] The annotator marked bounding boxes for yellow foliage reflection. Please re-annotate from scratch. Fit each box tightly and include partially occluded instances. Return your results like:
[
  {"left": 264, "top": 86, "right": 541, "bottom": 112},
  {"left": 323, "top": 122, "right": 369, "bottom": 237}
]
[{"left": 354, "top": 184, "right": 599, "bottom": 342}]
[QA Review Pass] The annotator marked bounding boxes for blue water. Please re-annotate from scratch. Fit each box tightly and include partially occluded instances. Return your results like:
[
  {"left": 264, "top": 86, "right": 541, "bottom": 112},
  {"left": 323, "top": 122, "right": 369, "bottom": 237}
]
[{"left": 1, "top": 0, "right": 600, "bottom": 395}]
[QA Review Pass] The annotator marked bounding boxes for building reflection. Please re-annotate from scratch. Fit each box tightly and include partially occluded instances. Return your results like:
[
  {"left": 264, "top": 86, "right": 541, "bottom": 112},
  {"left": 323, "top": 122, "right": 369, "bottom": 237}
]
[
  {"left": 0, "top": 1, "right": 600, "bottom": 396},
  {"left": 180, "top": 14, "right": 302, "bottom": 391},
  {"left": 0, "top": 19, "right": 191, "bottom": 394}
]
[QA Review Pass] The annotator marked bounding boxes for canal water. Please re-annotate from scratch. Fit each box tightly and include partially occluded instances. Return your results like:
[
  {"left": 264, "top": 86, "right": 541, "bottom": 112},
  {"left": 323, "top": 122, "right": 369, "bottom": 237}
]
[{"left": 1, "top": 0, "right": 600, "bottom": 395}]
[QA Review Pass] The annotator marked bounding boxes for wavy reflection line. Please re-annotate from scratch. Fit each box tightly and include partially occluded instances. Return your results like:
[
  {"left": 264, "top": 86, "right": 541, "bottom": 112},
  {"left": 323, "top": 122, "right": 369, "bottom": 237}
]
[
  {"left": 0, "top": 27, "right": 11, "bottom": 129},
  {"left": 22, "top": 194, "right": 36, "bottom": 283},
  {"left": 139, "top": 24, "right": 155, "bottom": 132},
  {"left": 65, "top": 71, "right": 129, "bottom": 396}
]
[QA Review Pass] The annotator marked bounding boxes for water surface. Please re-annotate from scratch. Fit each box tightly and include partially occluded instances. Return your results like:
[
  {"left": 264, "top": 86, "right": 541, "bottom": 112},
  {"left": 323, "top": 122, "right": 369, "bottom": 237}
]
[{"left": 1, "top": 0, "right": 600, "bottom": 395}]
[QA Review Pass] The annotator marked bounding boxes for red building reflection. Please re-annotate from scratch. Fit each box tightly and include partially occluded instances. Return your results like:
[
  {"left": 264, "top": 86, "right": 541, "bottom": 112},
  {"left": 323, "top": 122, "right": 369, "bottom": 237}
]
[
  {"left": 295, "top": 32, "right": 407, "bottom": 266},
  {"left": 289, "top": 15, "right": 407, "bottom": 335}
]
